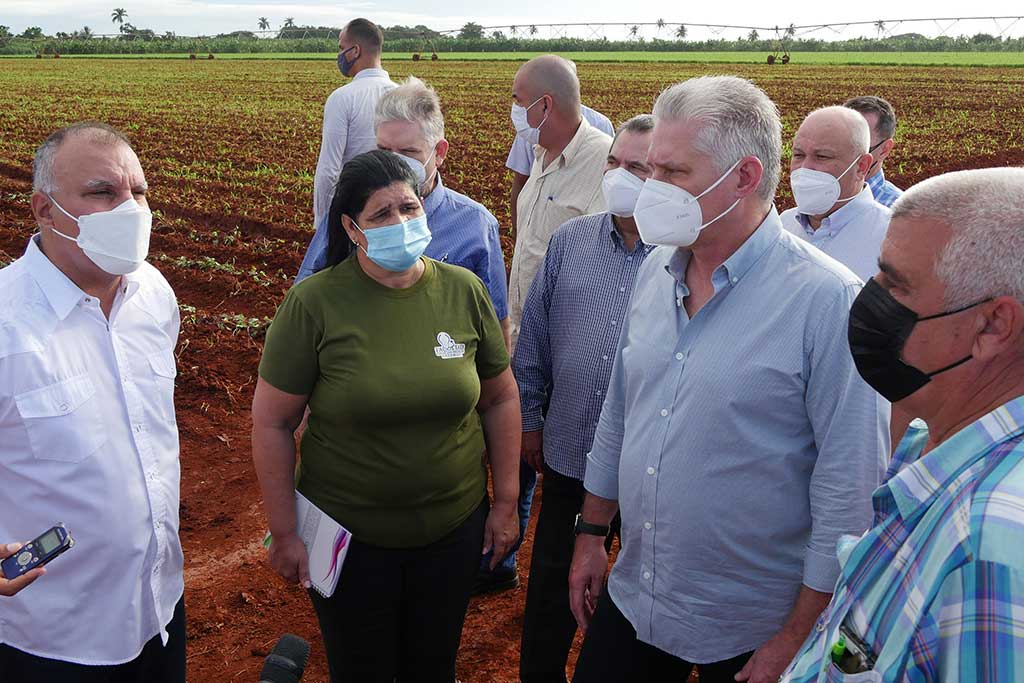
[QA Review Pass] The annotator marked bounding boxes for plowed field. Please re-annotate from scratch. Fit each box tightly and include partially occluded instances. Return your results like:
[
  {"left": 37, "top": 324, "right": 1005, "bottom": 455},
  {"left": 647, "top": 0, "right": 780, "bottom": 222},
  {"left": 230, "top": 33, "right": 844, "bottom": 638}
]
[{"left": 1, "top": 58, "right": 1023, "bottom": 682}]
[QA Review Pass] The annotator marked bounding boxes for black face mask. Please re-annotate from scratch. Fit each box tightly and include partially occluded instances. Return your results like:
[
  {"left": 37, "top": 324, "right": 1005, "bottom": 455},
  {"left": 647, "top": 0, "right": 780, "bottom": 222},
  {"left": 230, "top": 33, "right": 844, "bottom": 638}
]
[{"left": 848, "top": 278, "right": 989, "bottom": 403}]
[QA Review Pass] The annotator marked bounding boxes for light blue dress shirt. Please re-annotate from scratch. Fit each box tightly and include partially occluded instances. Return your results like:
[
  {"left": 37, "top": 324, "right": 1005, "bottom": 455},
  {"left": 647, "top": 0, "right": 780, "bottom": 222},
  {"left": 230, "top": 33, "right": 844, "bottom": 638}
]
[
  {"left": 780, "top": 185, "right": 891, "bottom": 282},
  {"left": 584, "top": 207, "right": 889, "bottom": 663},
  {"left": 295, "top": 175, "right": 508, "bottom": 319}
]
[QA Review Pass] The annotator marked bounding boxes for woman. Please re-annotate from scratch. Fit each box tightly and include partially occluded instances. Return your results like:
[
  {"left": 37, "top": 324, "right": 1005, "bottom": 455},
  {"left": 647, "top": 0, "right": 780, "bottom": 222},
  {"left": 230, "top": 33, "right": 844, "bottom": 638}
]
[{"left": 252, "top": 150, "right": 521, "bottom": 682}]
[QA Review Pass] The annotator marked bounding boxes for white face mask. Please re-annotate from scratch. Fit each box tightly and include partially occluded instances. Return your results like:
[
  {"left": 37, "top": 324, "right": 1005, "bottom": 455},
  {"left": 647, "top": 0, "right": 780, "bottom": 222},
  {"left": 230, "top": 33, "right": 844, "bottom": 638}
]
[
  {"left": 790, "top": 156, "right": 860, "bottom": 216},
  {"left": 395, "top": 149, "right": 437, "bottom": 191},
  {"left": 510, "top": 95, "right": 548, "bottom": 146},
  {"left": 602, "top": 167, "right": 646, "bottom": 218},
  {"left": 48, "top": 196, "right": 152, "bottom": 275},
  {"left": 633, "top": 158, "right": 744, "bottom": 247}
]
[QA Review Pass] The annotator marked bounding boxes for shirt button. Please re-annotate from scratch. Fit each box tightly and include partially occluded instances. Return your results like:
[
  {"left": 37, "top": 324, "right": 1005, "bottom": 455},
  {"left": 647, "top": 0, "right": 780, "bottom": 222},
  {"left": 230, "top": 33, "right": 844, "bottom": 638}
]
[
  {"left": 675, "top": 352, "right": 684, "bottom": 361},
  {"left": 611, "top": 320, "right": 617, "bottom": 326},
  {"left": 643, "top": 571, "right": 652, "bottom": 580},
  {"left": 731, "top": 277, "right": 738, "bottom": 284},
  {"left": 602, "top": 355, "right": 609, "bottom": 361},
  {"left": 644, "top": 521, "right": 652, "bottom": 530},
  {"left": 626, "top": 256, "right": 633, "bottom": 262},
  {"left": 660, "top": 409, "right": 668, "bottom": 417},
  {"left": 647, "top": 466, "right": 656, "bottom": 475},
  {"left": 619, "top": 287, "right": 626, "bottom": 293},
  {"left": 595, "top": 390, "right": 603, "bottom": 395},
  {"left": 58, "top": 402, "right": 70, "bottom": 413}
]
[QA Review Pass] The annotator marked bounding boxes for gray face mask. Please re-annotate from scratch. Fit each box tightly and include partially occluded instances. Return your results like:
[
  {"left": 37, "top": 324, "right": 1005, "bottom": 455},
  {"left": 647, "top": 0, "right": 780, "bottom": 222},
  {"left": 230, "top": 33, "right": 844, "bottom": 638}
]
[{"left": 394, "top": 149, "right": 437, "bottom": 191}]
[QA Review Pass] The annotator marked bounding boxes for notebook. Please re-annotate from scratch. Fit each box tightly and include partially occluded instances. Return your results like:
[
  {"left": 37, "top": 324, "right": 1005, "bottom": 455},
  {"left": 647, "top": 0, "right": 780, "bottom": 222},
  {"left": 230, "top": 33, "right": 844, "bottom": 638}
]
[{"left": 263, "top": 492, "right": 352, "bottom": 598}]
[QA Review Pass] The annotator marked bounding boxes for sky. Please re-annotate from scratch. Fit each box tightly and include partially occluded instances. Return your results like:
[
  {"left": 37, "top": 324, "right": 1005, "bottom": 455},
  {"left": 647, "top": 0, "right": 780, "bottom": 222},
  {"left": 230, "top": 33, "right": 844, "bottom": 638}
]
[{"left": 5, "top": 0, "right": 1024, "bottom": 41}]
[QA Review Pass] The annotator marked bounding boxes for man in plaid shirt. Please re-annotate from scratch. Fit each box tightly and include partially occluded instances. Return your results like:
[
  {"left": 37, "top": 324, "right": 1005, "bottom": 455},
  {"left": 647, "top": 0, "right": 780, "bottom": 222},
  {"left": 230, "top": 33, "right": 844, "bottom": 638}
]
[
  {"left": 782, "top": 167, "right": 1024, "bottom": 682},
  {"left": 844, "top": 96, "right": 903, "bottom": 208}
]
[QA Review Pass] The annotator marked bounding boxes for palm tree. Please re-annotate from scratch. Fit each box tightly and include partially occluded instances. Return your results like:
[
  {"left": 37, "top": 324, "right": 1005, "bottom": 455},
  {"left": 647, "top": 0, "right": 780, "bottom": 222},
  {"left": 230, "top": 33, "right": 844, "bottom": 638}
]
[
  {"left": 748, "top": 29, "right": 759, "bottom": 42},
  {"left": 675, "top": 24, "right": 687, "bottom": 39},
  {"left": 111, "top": 8, "right": 127, "bottom": 26},
  {"left": 874, "top": 20, "right": 886, "bottom": 38},
  {"left": 656, "top": 18, "right": 665, "bottom": 35},
  {"left": 282, "top": 17, "right": 295, "bottom": 28},
  {"left": 258, "top": 17, "right": 270, "bottom": 30},
  {"left": 785, "top": 23, "right": 796, "bottom": 39},
  {"left": 510, "top": 25, "right": 517, "bottom": 37},
  {"left": 528, "top": 25, "right": 537, "bottom": 36},
  {"left": 629, "top": 25, "right": 640, "bottom": 40},
  {"left": 80, "top": 26, "right": 93, "bottom": 39}
]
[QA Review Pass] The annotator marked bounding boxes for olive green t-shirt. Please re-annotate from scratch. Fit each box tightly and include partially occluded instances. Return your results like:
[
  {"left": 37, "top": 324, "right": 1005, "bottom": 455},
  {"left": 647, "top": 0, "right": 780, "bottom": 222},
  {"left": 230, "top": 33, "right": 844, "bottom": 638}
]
[{"left": 258, "top": 256, "right": 509, "bottom": 548}]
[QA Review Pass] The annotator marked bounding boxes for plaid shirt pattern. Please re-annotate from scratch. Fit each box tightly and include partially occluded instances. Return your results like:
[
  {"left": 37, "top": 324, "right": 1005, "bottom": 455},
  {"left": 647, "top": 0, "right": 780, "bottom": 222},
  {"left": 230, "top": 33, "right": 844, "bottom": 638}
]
[
  {"left": 867, "top": 170, "right": 903, "bottom": 208},
  {"left": 782, "top": 398, "right": 1024, "bottom": 682}
]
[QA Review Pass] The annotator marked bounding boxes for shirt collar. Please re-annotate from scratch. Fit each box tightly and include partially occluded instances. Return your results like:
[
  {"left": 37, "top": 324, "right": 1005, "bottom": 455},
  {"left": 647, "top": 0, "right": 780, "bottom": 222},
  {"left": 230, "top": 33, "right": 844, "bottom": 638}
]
[
  {"left": 883, "top": 395, "right": 1024, "bottom": 518},
  {"left": 794, "top": 185, "right": 875, "bottom": 237},
  {"left": 422, "top": 173, "right": 447, "bottom": 217},
  {"left": 664, "top": 206, "right": 783, "bottom": 287},
  {"left": 353, "top": 68, "right": 389, "bottom": 81},
  {"left": 535, "top": 117, "right": 594, "bottom": 170},
  {"left": 24, "top": 235, "right": 87, "bottom": 320},
  {"left": 866, "top": 170, "right": 886, "bottom": 194},
  {"left": 605, "top": 213, "right": 649, "bottom": 253}
]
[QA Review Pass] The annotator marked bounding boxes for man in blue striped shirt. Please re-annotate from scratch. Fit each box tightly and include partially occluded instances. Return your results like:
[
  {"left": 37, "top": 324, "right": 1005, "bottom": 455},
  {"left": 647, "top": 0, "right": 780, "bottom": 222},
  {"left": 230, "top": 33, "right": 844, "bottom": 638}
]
[
  {"left": 782, "top": 167, "right": 1024, "bottom": 683},
  {"left": 295, "top": 77, "right": 510, "bottom": 346},
  {"left": 844, "top": 96, "right": 903, "bottom": 208},
  {"left": 515, "top": 115, "right": 655, "bottom": 683},
  {"left": 568, "top": 76, "right": 888, "bottom": 683}
]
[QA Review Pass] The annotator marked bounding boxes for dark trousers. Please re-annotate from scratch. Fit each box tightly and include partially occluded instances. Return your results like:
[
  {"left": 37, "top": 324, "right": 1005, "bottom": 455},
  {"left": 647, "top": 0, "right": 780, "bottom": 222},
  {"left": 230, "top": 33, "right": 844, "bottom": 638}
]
[
  {"left": 520, "top": 466, "right": 619, "bottom": 683},
  {"left": 309, "top": 498, "right": 488, "bottom": 683},
  {"left": 0, "top": 595, "right": 186, "bottom": 683},
  {"left": 573, "top": 593, "right": 753, "bottom": 683}
]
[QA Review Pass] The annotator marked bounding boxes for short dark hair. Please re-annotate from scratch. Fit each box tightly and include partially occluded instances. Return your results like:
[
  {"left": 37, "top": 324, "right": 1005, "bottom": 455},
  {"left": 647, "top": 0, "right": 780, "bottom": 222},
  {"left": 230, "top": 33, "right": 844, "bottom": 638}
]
[
  {"left": 611, "top": 113, "right": 654, "bottom": 147},
  {"left": 343, "top": 18, "right": 384, "bottom": 53},
  {"left": 322, "top": 150, "right": 420, "bottom": 270},
  {"left": 843, "top": 96, "right": 897, "bottom": 140}
]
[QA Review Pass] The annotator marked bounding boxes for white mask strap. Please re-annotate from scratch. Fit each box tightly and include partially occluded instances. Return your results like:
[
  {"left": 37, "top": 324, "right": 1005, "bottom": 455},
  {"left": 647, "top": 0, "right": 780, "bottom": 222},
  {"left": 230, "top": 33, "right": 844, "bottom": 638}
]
[{"left": 694, "top": 157, "right": 744, "bottom": 201}]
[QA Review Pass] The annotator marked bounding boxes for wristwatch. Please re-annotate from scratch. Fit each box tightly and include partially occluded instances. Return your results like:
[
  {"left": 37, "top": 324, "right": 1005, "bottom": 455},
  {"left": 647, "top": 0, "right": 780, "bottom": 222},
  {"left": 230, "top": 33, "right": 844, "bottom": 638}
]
[{"left": 574, "top": 513, "right": 610, "bottom": 537}]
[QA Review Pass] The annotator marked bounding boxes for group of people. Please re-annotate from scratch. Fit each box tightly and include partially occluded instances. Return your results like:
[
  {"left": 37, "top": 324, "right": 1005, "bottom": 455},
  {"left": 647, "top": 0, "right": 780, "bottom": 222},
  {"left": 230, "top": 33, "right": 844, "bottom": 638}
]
[{"left": 2, "top": 14, "right": 1023, "bottom": 683}]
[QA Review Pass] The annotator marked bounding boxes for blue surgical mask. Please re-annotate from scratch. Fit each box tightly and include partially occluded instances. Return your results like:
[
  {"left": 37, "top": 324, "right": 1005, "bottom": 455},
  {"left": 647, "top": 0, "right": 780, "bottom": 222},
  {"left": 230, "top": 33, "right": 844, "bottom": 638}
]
[
  {"left": 353, "top": 214, "right": 432, "bottom": 272},
  {"left": 338, "top": 46, "right": 358, "bottom": 77}
]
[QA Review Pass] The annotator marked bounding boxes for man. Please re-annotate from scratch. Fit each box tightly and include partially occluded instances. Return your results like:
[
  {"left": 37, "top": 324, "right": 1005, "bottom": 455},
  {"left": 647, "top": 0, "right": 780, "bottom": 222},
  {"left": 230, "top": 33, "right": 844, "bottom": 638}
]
[
  {"left": 515, "top": 114, "right": 654, "bottom": 683},
  {"left": 568, "top": 76, "right": 888, "bottom": 683},
  {"left": 782, "top": 167, "right": 1024, "bottom": 682},
  {"left": 477, "top": 54, "right": 611, "bottom": 594},
  {"left": 781, "top": 106, "right": 891, "bottom": 282},
  {"left": 0, "top": 122, "right": 185, "bottom": 681},
  {"left": 308, "top": 18, "right": 395, "bottom": 245},
  {"left": 844, "top": 95, "right": 903, "bottom": 207},
  {"left": 296, "top": 76, "right": 511, "bottom": 347}
]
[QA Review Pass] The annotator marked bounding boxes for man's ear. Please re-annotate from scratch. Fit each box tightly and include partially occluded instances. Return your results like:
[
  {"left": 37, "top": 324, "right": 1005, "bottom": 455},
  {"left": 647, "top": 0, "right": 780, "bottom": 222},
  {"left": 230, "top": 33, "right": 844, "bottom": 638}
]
[
  {"left": 856, "top": 152, "right": 874, "bottom": 180},
  {"left": 874, "top": 138, "right": 895, "bottom": 165},
  {"left": 434, "top": 139, "right": 450, "bottom": 168},
  {"left": 734, "top": 156, "right": 764, "bottom": 199},
  {"left": 31, "top": 191, "right": 57, "bottom": 232},
  {"left": 973, "top": 296, "right": 1024, "bottom": 362}
]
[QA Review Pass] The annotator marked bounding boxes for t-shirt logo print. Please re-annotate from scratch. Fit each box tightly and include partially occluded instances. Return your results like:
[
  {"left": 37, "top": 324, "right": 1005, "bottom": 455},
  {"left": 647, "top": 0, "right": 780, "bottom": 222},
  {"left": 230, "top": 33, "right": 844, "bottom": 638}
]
[{"left": 434, "top": 332, "right": 466, "bottom": 359}]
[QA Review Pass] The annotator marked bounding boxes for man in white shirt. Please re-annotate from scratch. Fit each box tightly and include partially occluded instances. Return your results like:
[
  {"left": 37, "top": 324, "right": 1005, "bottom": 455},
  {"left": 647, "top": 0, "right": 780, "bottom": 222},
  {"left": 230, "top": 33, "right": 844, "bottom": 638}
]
[
  {"left": 780, "top": 106, "right": 891, "bottom": 282},
  {"left": 309, "top": 18, "right": 396, "bottom": 237},
  {"left": 0, "top": 122, "right": 184, "bottom": 682}
]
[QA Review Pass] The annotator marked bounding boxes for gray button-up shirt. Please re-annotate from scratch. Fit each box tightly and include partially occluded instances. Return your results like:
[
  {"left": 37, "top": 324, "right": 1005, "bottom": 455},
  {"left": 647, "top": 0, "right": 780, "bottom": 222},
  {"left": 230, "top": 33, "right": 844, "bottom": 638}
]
[{"left": 584, "top": 207, "right": 889, "bottom": 663}]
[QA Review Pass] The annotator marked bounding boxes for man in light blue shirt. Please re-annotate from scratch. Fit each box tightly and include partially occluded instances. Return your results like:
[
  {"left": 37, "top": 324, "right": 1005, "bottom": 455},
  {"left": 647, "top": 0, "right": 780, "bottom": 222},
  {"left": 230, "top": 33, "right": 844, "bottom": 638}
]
[
  {"left": 568, "top": 76, "right": 888, "bottom": 683},
  {"left": 295, "top": 77, "right": 510, "bottom": 345},
  {"left": 844, "top": 96, "right": 903, "bottom": 207},
  {"left": 781, "top": 106, "right": 891, "bottom": 282}
]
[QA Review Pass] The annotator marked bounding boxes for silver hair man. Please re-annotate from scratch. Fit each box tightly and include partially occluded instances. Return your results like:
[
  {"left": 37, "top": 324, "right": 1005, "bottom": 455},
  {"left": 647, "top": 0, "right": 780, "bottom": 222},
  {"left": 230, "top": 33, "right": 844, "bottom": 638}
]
[
  {"left": 32, "top": 121, "right": 133, "bottom": 194},
  {"left": 374, "top": 76, "right": 445, "bottom": 147}
]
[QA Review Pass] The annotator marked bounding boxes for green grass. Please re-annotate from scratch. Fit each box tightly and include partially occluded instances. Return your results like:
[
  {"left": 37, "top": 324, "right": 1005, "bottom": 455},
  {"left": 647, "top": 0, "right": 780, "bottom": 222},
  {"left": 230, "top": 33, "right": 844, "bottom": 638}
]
[{"left": 4, "top": 51, "right": 1024, "bottom": 66}]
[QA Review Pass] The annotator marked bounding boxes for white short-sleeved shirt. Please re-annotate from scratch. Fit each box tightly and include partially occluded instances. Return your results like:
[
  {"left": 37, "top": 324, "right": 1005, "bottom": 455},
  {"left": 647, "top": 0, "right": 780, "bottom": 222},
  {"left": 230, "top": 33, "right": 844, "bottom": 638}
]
[
  {"left": 0, "top": 237, "right": 183, "bottom": 665},
  {"left": 780, "top": 185, "right": 891, "bottom": 282},
  {"left": 312, "top": 68, "right": 397, "bottom": 228},
  {"left": 506, "top": 104, "right": 614, "bottom": 176}
]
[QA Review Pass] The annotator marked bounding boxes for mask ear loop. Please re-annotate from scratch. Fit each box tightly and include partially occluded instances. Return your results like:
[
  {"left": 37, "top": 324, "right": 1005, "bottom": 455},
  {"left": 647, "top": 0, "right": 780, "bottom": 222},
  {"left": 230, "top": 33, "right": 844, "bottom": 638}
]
[
  {"left": 693, "top": 158, "right": 745, "bottom": 230},
  {"left": 833, "top": 156, "right": 866, "bottom": 205},
  {"left": 44, "top": 194, "right": 82, "bottom": 243}
]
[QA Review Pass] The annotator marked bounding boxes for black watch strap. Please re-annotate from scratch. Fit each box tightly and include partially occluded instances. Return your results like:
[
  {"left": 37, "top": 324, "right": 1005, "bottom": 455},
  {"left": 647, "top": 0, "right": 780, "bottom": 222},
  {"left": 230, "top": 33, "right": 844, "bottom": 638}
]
[{"left": 574, "top": 513, "right": 610, "bottom": 537}]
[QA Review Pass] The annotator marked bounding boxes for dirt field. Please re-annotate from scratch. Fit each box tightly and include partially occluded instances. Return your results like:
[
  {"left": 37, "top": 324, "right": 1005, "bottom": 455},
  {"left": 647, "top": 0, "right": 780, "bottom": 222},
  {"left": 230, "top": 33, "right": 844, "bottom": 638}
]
[{"left": 1, "top": 57, "right": 1023, "bottom": 682}]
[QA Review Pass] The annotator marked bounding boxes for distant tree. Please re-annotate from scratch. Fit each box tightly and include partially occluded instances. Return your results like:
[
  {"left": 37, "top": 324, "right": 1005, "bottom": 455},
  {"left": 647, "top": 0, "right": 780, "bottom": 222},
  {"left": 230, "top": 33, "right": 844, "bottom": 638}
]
[
  {"left": 785, "top": 23, "right": 796, "bottom": 39},
  {"left": 529, "top": 25, "right": 538, "bottom": 36},
  {"left": 656, "top": 18, "right": 665, "bottom": 35},
  {"left": 491, "top": 30, "right": 506, "bottom": 40},
  {"left": 258, "top": 17, "right": 270, "bottom": 30},
  {"left": 162, "top": 31, "right": 176, "bottom": 39},
  {"left": 629, "top": 25, "right": 640, "bottom": 40},
  {"left": 748, "top": 29, "right": 759, "bottom": 42},
  {"left": 80, "top": 26, "right": 93, "bottom": 39},
  {"left": 510, "top": 25, "right": 518, "bottom": 36},
  {"left": 20, "top": 26, "right": 44, "bottom": 39},
  {"left": 459, "top": 22, "right": 484, "bottom": 39},
  {"left": 111, "top": 8, "right": 127, "bottom": 26},
  {"left": 675, "top": 24, "right": 687, "bottom": 39},
  {"left": 970, "top": 32, "right": 998, "bottom": 43},
  {"left": 282, "top": 17, "right": 295, "bottom": 28},
  {"left": 874, "top": 20, "right": 885, "bottom": 38},
  {"left": 0, "top": 25, "right": 11, "bottom": 38}
]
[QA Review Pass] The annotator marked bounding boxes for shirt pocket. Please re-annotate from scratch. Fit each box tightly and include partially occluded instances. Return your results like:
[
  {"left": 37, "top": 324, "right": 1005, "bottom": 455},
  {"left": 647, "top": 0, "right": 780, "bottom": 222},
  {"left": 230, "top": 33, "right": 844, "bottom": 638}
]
[
  {"left": 14, "top": 373, "right": 108, "bottom": 463},
  {"left": 148, "top": 348, "right": 178, "bottom": 424},
  {"left": 826, "top": 664, "right": 882, "bottom": 683}
]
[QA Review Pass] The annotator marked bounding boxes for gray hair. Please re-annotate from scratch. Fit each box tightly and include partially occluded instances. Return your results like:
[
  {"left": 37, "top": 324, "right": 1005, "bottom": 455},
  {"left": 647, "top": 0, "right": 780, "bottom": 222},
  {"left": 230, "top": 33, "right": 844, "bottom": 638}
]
[
  {"left": 844, "top": 95, "right": 897, "bottom": 140},
  {"left": 612, "top": 114, "right": 655, "bottom": 146},
  {"left": 33, "top": 121, "right": 132, "bottom": 194},
  {"left": 652, "top": 75, "right": 782, "bottom": 201},
  {"left": 374, "top": 76, "right": 445, "bottom": 148},
  {"left": 891, "top": 167, "right": 1024, "bottom": 308}
]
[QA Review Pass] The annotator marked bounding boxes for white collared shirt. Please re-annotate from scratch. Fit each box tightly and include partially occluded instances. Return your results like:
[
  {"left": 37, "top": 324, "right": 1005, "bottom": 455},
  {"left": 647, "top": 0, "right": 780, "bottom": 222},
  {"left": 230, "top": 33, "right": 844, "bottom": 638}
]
[
  {"left": 780, "top": 185, "right": 891, "bottom": 282},
  {"left": 0, "top": 237, "right": 183, "bottom": 665},
  {"left": 312, "top": 67, "right": 397, "bottom": 229}
]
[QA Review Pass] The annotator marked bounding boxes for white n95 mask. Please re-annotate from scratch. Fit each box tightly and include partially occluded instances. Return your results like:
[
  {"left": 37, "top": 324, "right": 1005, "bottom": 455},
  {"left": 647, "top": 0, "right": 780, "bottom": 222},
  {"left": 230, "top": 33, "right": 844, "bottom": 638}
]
[
  {"left": 510, "top": 96, "right": 548, "bottom": 146},
  {"left": 48, "top": 196, "right": 152, "bottom": 275},
  {"left": 633, "top": 158, "right": 743, "bottom": 247},
  {"left": 790, "top": 156, "right": 860, "bottom": 216},
  {"left": 602, "top": 168, "right": 646, "bottom": 218}
]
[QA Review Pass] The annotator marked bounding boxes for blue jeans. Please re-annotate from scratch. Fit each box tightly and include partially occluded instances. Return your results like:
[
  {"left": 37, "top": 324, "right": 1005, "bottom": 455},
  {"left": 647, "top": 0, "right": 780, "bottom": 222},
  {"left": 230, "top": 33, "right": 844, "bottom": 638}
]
[{"left": 480, "top": 459, "right": 537, "bottom": 573}]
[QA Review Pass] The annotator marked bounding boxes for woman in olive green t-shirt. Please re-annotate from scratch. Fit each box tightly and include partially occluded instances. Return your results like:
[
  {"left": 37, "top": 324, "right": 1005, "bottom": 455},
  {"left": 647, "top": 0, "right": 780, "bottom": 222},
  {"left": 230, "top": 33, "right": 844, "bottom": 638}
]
[{"left": 252, "top": 151, "right": 521, "bottom": 682}]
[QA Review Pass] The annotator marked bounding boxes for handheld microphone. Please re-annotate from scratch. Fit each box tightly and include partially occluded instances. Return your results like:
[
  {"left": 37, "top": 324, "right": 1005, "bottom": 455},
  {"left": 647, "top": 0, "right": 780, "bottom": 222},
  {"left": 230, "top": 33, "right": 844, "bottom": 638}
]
[{"left": 258, "top": 634, "right": 310, "bottom": 683}]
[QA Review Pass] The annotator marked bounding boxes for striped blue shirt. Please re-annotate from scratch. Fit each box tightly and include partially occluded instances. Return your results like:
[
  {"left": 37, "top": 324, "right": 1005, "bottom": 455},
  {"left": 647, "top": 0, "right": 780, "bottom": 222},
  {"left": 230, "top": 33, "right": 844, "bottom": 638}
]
[
  {"left": 782, "top": 399, "right": 1024, "bottom": 683},
  {"left": 866, "top": 170, "right": 903, "bottom": 208},
  {"left": 512, "top": 212, "right": 654, "bottom": 481},
  {"left": 584, "top": 207, "right": 890, "bottom": 662},
  {"left": 295, "top": 176, "right": 509, "bottom": 319}
]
